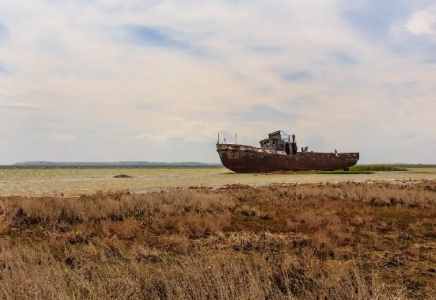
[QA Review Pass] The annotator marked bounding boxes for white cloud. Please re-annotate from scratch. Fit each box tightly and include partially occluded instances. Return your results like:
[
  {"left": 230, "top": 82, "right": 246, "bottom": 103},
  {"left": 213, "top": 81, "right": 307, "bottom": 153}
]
[
  {"left": 406, "top": 8, "right": 436, "bottom": 35},
  {"left": 0, "top": 1, "right": 435, "bottom": 164},
  {"left": 135, "top": 117, "right": 220, "bottom": 145},
  {"left": 53, "top": 134, "right": 76, "bottom": 141}
]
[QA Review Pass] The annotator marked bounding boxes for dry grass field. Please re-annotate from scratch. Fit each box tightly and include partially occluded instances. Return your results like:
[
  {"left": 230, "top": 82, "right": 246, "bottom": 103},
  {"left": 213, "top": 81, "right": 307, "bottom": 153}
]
[{"left": 1, "top": 178, "right": 436, "bottom": 299}]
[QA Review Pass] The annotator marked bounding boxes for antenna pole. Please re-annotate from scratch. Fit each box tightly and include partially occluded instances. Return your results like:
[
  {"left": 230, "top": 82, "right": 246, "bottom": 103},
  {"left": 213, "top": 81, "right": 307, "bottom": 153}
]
[{"left": 235, "top": 133, "right": 238, "bottom": 145}]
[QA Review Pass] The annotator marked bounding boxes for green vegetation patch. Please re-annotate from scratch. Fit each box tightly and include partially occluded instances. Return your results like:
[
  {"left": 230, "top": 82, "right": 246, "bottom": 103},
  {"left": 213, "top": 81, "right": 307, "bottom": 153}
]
[
  {"left": 316, "top": 164, "right": 407, "bottom": 174},
  {"left": 316, "top": 170, "right": 374, "bottom": 174},
  {"left": 350, "top": 165, "right": 407, "bottom": 172}
]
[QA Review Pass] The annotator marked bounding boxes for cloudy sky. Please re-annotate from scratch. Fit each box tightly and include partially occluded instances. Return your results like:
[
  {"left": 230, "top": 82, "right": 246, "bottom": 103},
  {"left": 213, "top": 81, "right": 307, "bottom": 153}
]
[{"left": 0, "top": 0, "right": 436, "bottom": 164}]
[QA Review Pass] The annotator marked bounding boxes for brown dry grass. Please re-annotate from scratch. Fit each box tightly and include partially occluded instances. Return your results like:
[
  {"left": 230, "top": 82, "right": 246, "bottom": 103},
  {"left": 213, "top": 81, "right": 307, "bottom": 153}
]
[{"left": 1, "top": 181, "right": 436, "bottom": 299}]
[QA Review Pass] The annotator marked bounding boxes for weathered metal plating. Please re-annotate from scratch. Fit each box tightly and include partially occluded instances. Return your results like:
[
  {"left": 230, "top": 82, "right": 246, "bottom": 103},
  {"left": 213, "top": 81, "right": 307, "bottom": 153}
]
[{"left": 216, "top": 130, "right": 359, "bottom": 173}]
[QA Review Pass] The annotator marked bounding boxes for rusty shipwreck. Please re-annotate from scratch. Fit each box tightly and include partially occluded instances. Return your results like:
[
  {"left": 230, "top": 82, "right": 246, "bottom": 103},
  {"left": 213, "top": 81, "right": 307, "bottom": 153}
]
[{"left": 216, "top": 130, "right": 359, "bottom": 173}]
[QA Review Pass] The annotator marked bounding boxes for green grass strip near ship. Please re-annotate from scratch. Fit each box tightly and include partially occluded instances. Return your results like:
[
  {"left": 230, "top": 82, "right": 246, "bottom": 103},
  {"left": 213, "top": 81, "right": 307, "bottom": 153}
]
[
  {"left": 316, "top": 164, "right": 407, "bottom": 174},
  {"left": 316, "top": 170, "right": 374, "bottom": 174},
  {"left": 349, "top": 164, "right": 407, "bottom": 172}
]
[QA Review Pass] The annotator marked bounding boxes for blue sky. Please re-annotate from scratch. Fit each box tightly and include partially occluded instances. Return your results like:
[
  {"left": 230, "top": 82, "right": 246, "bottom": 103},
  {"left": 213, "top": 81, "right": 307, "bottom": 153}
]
[{"left": 0, "top": 0, "right": 436, "bottom": 164}]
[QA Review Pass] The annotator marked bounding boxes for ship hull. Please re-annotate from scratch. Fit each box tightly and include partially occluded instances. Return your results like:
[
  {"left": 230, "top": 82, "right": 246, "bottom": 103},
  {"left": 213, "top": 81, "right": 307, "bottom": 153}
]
[{"left": 217, "top": 144, "right": 359, "bottom": 173}]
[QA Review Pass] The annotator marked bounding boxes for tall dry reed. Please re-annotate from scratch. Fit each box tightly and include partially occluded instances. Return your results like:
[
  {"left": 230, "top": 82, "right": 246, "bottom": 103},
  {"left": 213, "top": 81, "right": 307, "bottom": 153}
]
[{"left": 0, "top": 181, "right": 435, "bottom": 299}]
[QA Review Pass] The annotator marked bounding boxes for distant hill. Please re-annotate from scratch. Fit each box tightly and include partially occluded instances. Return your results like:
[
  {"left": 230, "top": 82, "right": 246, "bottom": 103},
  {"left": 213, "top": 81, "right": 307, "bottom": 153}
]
[{"left": 12, "top": 161, "right": 221, "bottom": 167}]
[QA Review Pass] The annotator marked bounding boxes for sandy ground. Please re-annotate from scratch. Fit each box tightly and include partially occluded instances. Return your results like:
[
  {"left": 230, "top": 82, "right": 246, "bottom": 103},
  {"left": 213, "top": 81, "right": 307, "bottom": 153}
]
[{"left": 1, "top": 167, "right": 436, "bottom": 197}]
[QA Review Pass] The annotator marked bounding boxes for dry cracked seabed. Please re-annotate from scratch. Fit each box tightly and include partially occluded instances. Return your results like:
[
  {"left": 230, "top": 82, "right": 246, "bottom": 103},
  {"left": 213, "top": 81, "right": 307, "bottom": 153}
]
[
  {"left": 1, "top": 167, "right": 436, "bottom": 196},
  {"left": 0, "top": 180, "right": 435, "bottom": 299}
]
